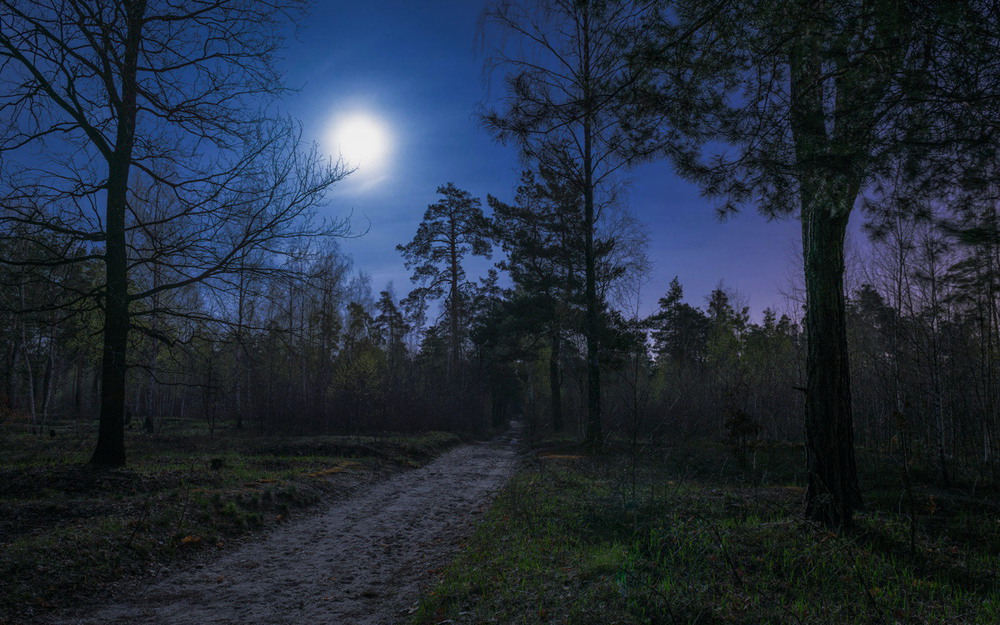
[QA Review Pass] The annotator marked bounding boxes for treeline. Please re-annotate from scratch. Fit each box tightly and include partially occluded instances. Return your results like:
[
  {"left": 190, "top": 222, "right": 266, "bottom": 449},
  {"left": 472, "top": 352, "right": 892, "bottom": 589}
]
[
  {"left": 613, "top": 208, "right": 1000, "bottom": 486},
  {"left": 0, "top": 239, "right": 491, "bottom": 437},
  {"left": 849, "top": 208, "right": 1000, "bottom": 482},
  {"left": 468, "top": 0, "right": 1000, "bottom": 526},
  {"left": 5, "top": 172, "right": 1000, "bottom": 486}
]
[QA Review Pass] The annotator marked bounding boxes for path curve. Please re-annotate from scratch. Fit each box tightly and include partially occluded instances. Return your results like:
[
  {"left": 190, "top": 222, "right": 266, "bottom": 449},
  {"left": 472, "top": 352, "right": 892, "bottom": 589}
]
[{"left": 49, "top": 427, "right": 520, "bottom": 625}]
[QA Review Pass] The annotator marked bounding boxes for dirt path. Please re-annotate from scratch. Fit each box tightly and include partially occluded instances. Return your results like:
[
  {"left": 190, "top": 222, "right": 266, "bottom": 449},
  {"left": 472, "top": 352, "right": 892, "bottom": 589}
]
[{"left": 48, "top": 427, "right": 520, "bottom": 625}]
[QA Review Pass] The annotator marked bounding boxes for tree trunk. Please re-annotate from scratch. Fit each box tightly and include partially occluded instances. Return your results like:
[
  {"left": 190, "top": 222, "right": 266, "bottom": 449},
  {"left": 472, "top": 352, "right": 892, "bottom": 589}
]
[
  {"left": 449, "top": 222, "right": 460, "bottom": 382},
  {"left": 549, "top": 327, "right": 563, "bottom": 433},
  {"left": 926, "top": 252, "right": 950, "bottom": 486},
  {"left": 17, "top": 288, "right": 38, "bottom": 434},
  {"left": 801, "top": 200, "right": 863, "bottom": 527},
  {"left": 40, "top": 336, "right": 54, "bottom": 434},
  {"left": 581, "top": 8, "right": 601, "bottom": 451},
  {"left": 3, "top": 341, "right": 14, "bottom": 415},
  {"left": 583, "top": 183, "right": 601, "bottom": 449},
  {"left": 73, "top": 352, "right": 83, "bottom": 418},
  {"left": 90, "top": 160, "right": 131, "bottom": 467},
  {"left": 90, "top": 0, "right": 145, "bottom": 467},
  {"left": 235, "top": 332, "right": 245, "bottom": 431},
  {"left": 91, "top": 192, "right": 129, "bottom": 465},
  {"left": 18, "top": 317, "right": 37, "bottom": 435}
]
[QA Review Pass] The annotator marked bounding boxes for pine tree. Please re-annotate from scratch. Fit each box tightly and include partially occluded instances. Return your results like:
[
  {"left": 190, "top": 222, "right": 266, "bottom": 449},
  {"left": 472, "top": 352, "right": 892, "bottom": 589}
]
[
  {"left": 489, "top": 169, "right": 586, "bottom": 432},
  {"left": 397, "top": 183, "right": 492, "bottom": 380},
  {"left": 483, "top": 0, "right": 660, "bottom": 449},
  {"left": 642, "top": 0, "right": 1000, "bottom": 526}
]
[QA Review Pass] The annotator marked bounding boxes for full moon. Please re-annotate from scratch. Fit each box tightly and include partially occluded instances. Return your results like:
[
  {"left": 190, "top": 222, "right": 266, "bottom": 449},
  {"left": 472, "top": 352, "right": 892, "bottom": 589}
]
[{"left": 327, "top": 113, "right": 391, "bottom": 172}]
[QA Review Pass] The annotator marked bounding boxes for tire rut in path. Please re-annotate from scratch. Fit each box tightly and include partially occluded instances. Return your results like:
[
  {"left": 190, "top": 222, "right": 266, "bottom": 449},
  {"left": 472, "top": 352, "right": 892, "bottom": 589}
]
[{"left": 51, "top": 430, "right": 520, "bottom": 625}]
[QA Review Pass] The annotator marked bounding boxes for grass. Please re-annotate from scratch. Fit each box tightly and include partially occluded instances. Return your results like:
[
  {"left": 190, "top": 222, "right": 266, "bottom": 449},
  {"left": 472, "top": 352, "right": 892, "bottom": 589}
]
[
  {"left": 0, "top": 423, "right": 460, "bottom": 624},
  {"left": 413, "top": 442, "right": 1000, "bottom": 625}
]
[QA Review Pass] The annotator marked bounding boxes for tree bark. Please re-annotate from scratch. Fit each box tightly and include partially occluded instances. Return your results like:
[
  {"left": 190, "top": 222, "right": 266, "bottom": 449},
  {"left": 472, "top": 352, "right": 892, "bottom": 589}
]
[
  {"left": 235, "top": 272, "right": 247, "bottom": 430},
  {"left": 17, "top": 313, "right": 38, "bottom": 435},
  {"left": 90, "top": 158, "right": 131, "bottom": 466},
  {"left": 583, "top": 179, "right": 601, "bottom": 450},
  {"left": 801, "top": 199, "right": 863, "bottom": 527}
]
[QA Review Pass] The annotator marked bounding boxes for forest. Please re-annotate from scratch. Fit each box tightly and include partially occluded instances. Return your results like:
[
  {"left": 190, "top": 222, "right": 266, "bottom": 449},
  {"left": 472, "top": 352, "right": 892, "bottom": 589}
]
[
  {"left": 3, "top": 1, "right": 1000, "bottom": 624},
  {"left": 9, "top": 177, "right": 1000, "bottom": 492}
]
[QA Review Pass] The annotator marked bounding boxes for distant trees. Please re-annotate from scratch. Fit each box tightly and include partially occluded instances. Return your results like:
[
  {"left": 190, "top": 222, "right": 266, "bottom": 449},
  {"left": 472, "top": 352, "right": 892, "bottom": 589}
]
[
  {"left": 374, "top": 288, "right": 411, "bottom": 377},
  {"left": 649, "top": 278, "right": 707, "bottom": 370},
  {"left": 643, "top": 0, "right": 1000, "bottom": 526},
  {"left": 844, "top": 199, "right": 1000, "bottom": 484},
  {"left": 645, "top": 279, "right": 803, "bottom": 444},
  {"left": 6, "top": 0, "right": 1000, "bottom": 506},
  {"left": 478, "top": 175, "right": 1000, "bottom": 481}
]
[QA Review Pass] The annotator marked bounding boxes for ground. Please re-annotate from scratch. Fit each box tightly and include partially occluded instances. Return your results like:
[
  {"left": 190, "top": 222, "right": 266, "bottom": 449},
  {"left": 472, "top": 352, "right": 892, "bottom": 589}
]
[
  {"left": 0, "top": 425, "right": 498, "bottom": 624},
  {"left": 38, "top": 433, "right": 518, "bottom": 624},
  {"left": 413, "top": 441, "right": 1000, "bottom": 625},
  {"left": 6, "top": 427, "right": 998, "bottom": 625}
]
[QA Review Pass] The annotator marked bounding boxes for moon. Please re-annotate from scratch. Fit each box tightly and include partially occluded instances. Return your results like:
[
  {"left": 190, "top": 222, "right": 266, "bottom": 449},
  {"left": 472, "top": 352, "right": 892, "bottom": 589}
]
[{"left": 327, "top": 112, "right": 391, "bottom": 172}]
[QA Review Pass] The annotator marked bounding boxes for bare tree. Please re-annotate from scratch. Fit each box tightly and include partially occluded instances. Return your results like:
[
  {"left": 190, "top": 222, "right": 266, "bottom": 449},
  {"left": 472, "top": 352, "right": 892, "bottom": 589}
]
[{"left": 0, "top": 0, "right": 348, "bottom": 466}]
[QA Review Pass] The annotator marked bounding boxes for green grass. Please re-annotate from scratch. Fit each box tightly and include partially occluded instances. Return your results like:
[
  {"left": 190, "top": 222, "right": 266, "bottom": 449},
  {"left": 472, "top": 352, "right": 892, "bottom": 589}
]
[
  {"left": 414, "top": 444, "right": 1000, "bottom": 625},
  {"left": 0, "top": 425, "right": 460, "bottom": 624}
]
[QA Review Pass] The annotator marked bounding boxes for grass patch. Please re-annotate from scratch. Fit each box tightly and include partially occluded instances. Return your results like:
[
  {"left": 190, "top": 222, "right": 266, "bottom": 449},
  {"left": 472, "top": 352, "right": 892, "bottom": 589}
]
[
  {"left": 0, "top": 426, "right": 460, "bottom": 624},
  {"left": 414, "top": 444, "right": 1000, "bottom": 624}
]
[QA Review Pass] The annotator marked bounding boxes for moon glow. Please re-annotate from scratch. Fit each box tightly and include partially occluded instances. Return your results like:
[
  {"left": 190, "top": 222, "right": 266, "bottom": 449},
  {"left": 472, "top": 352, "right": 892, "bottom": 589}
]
[{"left": 328, "top": 113, "right": 391, "bottom": 172}]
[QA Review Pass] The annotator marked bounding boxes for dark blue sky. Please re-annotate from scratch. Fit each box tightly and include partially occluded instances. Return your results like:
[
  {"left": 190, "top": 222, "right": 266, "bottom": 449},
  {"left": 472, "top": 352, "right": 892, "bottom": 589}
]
[{"left": 279, "top": 0, "right": 810, "bottom": 318}]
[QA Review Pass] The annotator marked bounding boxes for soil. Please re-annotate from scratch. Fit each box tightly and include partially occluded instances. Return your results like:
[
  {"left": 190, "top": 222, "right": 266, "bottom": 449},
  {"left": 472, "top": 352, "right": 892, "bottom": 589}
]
[{"left": 43, "top": 426, "right": 521, "bottom": 625}]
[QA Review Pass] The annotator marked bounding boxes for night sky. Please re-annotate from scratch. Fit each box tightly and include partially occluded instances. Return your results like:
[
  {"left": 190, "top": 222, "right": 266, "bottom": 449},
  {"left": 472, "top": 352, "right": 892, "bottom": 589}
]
[{"left": 279, "top": 0, "right": 816, "bottom": 319}]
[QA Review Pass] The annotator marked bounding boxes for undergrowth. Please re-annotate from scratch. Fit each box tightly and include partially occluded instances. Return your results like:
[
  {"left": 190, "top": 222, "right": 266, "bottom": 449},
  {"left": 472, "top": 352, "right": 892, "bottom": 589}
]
[{"left": 414, "top": 443, "right": 1000, "bottom": 624}]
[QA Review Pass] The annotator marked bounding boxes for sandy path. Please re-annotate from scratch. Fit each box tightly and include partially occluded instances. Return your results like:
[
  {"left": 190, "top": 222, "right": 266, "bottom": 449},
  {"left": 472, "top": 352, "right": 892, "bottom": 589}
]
[{"left": 49, "top": 427, "right": 520, "bottom": 625}]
